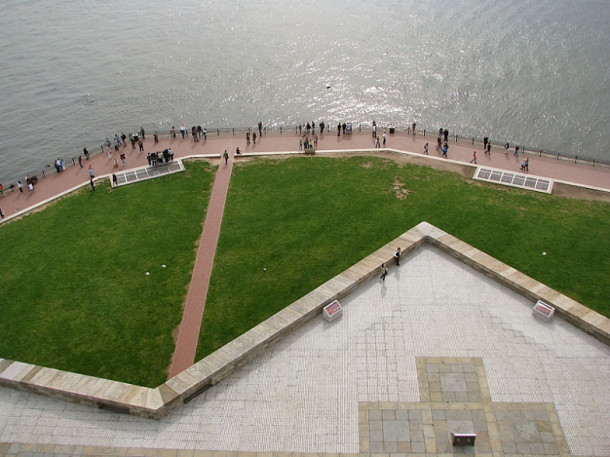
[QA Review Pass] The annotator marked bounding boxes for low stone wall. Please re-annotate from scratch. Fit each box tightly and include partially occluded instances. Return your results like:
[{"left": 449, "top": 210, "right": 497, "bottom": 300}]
[{"left": 0, "top": 222, "right": 607, "bottom": 419}]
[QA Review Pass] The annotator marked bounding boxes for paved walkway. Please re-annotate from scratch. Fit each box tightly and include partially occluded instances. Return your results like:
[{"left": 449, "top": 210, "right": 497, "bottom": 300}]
[
  {"left": 1, "top": 246, "right": 609, "bottom": 455},
  {"left": 1, "top": 129, "right": 608, "bottom": 223},
  {"left": 1, "top": 131, "right": 609, "bottom": 456},
  {"left": 169, "top": 151, "right": 234, "bottom": 376},
  {"left": 1, "top": 129, "right": 608, "bottom": 380}
]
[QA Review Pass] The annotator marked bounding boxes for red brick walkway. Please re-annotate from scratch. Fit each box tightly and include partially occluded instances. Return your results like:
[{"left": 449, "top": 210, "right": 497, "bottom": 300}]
[
  {"left": 1, "top": 130, "right": 608, "bottom": 379},
  {"left": 169, "top": 151, "right": 234, "bottom": 377}
]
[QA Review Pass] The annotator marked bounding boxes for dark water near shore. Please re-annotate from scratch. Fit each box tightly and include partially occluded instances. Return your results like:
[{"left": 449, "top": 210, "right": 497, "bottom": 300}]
[{"left": 0, "top": 0, "right": 608, "bottom": 184}]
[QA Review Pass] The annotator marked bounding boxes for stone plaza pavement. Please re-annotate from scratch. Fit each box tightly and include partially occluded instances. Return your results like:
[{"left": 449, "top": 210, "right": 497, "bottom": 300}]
[{"left": 1, "top": 246, "right": 609, "bottom": 456}]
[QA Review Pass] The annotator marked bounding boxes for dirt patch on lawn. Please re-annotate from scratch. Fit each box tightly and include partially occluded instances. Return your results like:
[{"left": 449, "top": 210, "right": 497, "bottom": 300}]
[{"left": 552, "top": 182, "right": 610, "bottom": 202}]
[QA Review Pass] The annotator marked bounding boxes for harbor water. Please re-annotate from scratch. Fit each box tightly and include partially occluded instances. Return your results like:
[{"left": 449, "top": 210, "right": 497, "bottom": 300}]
[{"left": 0, "top": 0, "right": 608, "bottom": 184}]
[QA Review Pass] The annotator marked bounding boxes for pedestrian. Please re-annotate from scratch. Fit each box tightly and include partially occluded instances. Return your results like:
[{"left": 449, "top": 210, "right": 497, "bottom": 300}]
[
  {"left": 337, "top": 123, "right": 341, "bottom": 136},
  {"left": 412, "top": 121, "right": 416, "bottom": 135},
  {"left": 520, "top": 157, "right": 529, "bottom": 172},
  {"left": 394, "top": 247, "right": 401, "bottom": 266},
  {"left": 470, "top": 151, "right": 477, "bottom": 164},
  {"left": 487, "top": 141, "right": 491, "bottom": 154},
  {"left": 112, "top": 173, "right": 118, "bottom": 186},
  {"left": 0, "top": 208, "right": 4, "bottom": 219},
  {"left": 252, "top": 132, "right": 257, "bottom": 144},
  {"left": 299, "top": 139, "right": 302, "bottom": 150},
  {"left": 0, "top": 183, "right": 3, "bottom": 197},
  {"left": 442, "top": 143, "right": 448, "bottom": 158},
  {"left": 443, "top": 128, "right": 449, "bottom": 142},
  {"left": 154, "top": 131, "right": 159, "bottom": 144},
  {"left": 138, "top": 140, "right": 144, "bottom": 151},
  {"left": 88, "top": 165, "right": 94, "bottom": 179},
  {"left": 246, "top": 132, "right": 250, "bottom": 145},
  {"left": 483, "top": 136, "right": 488, "bottom": 150},
  {"left": 424, "top": 142, "right": 429, "bottom": 155},
  {"left": 236, "top": 147, "right": 241, "bottom": 155},
  {"left": 89, "top": 178, "right": 95, "bottom": 192},
  {"left": 504, "top": 142, "right": 509, "bottom": 154},
  {"left": 83, "top": 147, "right": 90, "bottom": 160},
  {"left": 258, "top": 121, "right": 263, "bottom": 137},
  {"left": 375, "top": 137, "right": 380, "bottom": 148},
  {"left": 320, "top": 121, "right": 325, "bottom": 134},
  {"left": 223, "top": 150, "right": 229, "bottom": 165},
  {"left": 78, "top": 155, "right": 83, "bottom": 168},
  {"left": 383, "top": 131, "right": 387, "bottom": 146},
  {"left": 380, "top": 263, "right": 388, "bottom": 282},
  {"left": 197, "top": 125, "right": 202, "bottom": 138},
  {"left": 28, "top": 182, "right": 34, "bottom": 194},
  {"left": 514, "top": 145, "right": 520, "bottom": 157},
  {"left": 180, "top": 124, "right": 186, "bottom": 139},
  {"left": 171, "top": 126, "right": 176, "bottom": 138},
  {"left": 17, "top": 180, "right": 23, "bottom": 193},
  {"left": 342, "top": 122, "right": 347, "bottom": 134},
  {"left": 140, "top": 127, "right": 145, "bottom": 140},
  {"left": 121, "top": 133, "right": 127, "bottom": 147},
  {"left": 120, "top": 153, "right": 126, "bottom": 165},
  {"left": 372, "top": 123, "right": 377, "bottom": 138}
]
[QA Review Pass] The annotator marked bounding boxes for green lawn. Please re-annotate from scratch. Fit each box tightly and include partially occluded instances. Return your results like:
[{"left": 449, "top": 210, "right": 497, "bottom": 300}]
[
  {"left": 1, "top": 155, "right": 608, "bottom": 387},
  {"left": 197, "top": 156, "right": 610, "bottom": 359},
  {"left": 0, "top": 161, "right": 214, "bottom": 387}
]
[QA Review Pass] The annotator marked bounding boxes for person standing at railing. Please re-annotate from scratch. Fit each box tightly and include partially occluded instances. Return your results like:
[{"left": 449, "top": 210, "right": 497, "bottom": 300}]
[{"left": 258, "top": 121, "right": 263, "bottom": 137}]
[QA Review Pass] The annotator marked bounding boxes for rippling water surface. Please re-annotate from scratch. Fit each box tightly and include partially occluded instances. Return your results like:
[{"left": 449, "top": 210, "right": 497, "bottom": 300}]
[{"left": 0, "top": 0, "right": 608, "bottom": 183}]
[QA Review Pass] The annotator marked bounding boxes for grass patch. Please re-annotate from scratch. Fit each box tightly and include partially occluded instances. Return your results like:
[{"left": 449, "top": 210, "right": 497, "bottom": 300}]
[
  {"left": 1, "top": 155, "right": 608, "bottom": 387},
  {"left": 197, "top": 156, "right": 610, "bottom": 359},
  {"left": 0, "top": 161, "right": 214, "bottom": 387}
]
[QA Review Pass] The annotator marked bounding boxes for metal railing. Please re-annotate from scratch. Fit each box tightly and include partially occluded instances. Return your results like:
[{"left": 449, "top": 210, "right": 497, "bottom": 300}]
[{"left": 1, "top": 123, "right": 608, "bottom": 195}]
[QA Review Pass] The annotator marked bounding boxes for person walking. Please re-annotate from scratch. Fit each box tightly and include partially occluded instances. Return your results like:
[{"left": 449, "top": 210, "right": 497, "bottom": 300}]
[
  {"left": 17, "top": 180, "right": 23, "bottom": 193},
  {"left": 88, "top": 165, "right": 95, "bottom": 179},
  {"left": 223, "top": 150, "right": 229, "bottom": 165},
  {"left": 380, "top": 263, "right": 388, "bottom": 282},
  {"left": 424, "top": 142, "right": 429, "bottom": 155},
  {"left": 394, "top": 247, "right": 401, "bottom": 266},
  {"left": 470, "top": 151, "right": 477, "bottom": 164}
]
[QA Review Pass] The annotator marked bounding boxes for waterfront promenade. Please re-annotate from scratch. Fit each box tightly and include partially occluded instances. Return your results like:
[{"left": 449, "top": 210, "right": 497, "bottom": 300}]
[
  {"left": 1, "top": 130, "right": 610, "bottom": 456},
  {"left": 1, "top": 129, "right": 609, "bottom": 221}
]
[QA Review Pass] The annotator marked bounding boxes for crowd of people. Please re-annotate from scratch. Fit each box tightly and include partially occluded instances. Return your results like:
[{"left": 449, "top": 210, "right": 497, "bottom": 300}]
[
  {"left": 1, "top": 120, "right": 538, "bottom": 215},
  {"left": 146, "top": 149, "right": 174, "bottom": 166}
]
